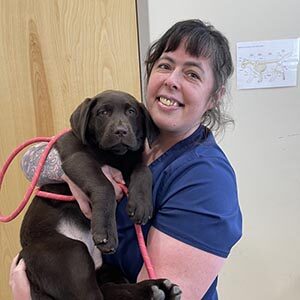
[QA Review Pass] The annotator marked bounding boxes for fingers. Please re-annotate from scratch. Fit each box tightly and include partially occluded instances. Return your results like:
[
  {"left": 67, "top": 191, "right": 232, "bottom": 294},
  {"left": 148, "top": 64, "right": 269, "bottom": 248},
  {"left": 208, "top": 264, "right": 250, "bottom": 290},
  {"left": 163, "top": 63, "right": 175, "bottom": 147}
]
[
  {"left": 102, "top": 165, "right": 125, "bottom": 185},
  {"left": 9, "top": 254, "right": 21, "bottom": 280},
  {"left": 61, "top": 166, "right": 125, "bottom": 218},
  {"left": 9, "top": 256, "right": 26, "bottom": 285},
  {"left": 61, "top": 174, "right": 92, "bottom": 219},
  {"left": 111, "top": 169, "right": 125, "bottom": 185},
  {"left": 9, "top": 255, "right": 32, "bottom": 300},
  {"left": 101, "top": 165, "right": 125, "bottom": 201},
  {"left": 76, "top": 194, "right": 92, "bottom": 219}
]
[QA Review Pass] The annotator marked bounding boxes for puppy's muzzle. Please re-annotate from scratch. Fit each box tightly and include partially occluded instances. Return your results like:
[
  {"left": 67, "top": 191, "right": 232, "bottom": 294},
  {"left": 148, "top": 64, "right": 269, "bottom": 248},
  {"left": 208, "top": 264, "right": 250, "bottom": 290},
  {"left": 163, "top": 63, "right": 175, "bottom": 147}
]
[{"left": 114, "top": 125, "right": 128, "bottom": 137}]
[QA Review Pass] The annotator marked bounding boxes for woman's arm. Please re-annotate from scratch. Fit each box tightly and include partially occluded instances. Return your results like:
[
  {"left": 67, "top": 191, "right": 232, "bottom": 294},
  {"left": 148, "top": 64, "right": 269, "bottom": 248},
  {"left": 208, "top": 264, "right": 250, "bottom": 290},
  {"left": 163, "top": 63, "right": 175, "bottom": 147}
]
[
  {"left": 21, "top": 144, "right": 124, "bottom": 219},
  {"left": 21, "top": 143, "right": 94, "bottom": 218},
  {"left": 137, "top": 227, "right": 225, "bottom": 300},
  {"left": 21, "top": 143, "right": 64, "bottom": 186}
]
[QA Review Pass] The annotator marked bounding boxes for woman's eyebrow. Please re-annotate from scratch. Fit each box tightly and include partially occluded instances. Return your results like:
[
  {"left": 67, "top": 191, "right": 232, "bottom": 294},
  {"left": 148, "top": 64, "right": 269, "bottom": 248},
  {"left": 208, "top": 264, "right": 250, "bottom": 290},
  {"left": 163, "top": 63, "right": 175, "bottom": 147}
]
[
  {"left": 184, "top": 61, "right": 205, "bottom": 74},
  {"left": 157, "top": 55, "right": 174, "bottom": 63},
  {"left": 159, "top": 54, "right": 205, "bottom": 74}
]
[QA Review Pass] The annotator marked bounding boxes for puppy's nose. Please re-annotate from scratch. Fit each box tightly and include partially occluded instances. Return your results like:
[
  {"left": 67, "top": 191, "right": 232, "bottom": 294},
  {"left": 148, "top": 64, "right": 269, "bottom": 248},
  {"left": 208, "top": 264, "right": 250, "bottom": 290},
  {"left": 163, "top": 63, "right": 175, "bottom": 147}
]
[{"left": 114, "top": 125, "right": 128, "bottom": 137}]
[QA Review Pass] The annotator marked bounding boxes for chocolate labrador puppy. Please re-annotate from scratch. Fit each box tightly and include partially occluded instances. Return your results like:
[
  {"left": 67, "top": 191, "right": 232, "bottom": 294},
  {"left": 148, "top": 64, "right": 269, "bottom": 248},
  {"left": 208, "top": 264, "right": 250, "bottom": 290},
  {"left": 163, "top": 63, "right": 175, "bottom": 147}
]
[{"left": 19, "top": 90, "right": 181, "bottom": 299}]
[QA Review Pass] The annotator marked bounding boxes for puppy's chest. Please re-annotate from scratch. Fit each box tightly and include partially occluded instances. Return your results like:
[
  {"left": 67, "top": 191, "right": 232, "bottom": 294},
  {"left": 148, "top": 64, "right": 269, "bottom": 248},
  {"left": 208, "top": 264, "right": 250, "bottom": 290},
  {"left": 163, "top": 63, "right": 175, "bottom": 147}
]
[
  {"left": 90, "top": 147, "right": 142, "bottom": 172},
  {"left": 56, "top": 218, "right": 102, "bottom": 269}
]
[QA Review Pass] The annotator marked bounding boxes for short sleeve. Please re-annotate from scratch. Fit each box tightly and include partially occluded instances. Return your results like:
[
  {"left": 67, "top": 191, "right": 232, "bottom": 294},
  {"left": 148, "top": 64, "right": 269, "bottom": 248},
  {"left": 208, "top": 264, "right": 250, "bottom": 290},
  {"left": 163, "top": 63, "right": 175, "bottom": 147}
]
[{"left": 152, "top": 154, "right": 242, "bottom": 258}]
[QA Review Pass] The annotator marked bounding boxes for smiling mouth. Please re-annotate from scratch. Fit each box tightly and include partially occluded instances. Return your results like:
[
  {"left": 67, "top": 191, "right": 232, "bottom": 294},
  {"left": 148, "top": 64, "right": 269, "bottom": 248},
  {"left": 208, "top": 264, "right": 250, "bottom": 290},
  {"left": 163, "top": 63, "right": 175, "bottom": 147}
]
[{"left": 157, "top": 96, "right": 184, "bottom": 107}]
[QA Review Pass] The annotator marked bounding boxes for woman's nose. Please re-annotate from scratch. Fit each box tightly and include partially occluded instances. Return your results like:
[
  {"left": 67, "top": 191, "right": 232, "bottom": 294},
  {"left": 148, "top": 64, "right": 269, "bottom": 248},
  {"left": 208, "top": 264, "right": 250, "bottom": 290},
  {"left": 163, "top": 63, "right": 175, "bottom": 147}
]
[{"left": 164, "top": 70, "right": 180, "bottom": 90}]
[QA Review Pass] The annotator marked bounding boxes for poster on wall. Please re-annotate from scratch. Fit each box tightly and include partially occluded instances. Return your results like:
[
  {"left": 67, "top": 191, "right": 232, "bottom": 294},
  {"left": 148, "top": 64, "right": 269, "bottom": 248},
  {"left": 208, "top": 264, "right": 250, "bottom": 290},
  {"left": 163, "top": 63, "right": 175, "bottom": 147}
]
[{"left": 236, "top": 38, "right": 299, "bottom": 89}]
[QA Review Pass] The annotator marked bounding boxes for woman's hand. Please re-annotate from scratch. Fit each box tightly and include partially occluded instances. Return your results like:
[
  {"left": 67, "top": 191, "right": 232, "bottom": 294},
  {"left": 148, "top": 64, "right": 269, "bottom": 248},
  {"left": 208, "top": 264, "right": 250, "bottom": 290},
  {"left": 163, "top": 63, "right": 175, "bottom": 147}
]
[
  {"left": 101, "top": 165, "right": 125, "bottom": 199},
  {"left": 61, "top": 173, "right": 93, "bottom": 219},
  {"left": 9, "top": 255, "right": 31, "bottom": 300},
  {"left": 61, "top": 165, "right": 125, "bottom": 219}
]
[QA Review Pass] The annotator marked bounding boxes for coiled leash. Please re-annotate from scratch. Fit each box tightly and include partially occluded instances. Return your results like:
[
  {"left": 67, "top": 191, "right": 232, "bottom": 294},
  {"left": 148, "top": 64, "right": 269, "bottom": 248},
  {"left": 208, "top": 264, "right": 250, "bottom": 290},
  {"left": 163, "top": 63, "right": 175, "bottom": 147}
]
[{"left": 0, "top": 129, "right": 156, "bottom": 279}]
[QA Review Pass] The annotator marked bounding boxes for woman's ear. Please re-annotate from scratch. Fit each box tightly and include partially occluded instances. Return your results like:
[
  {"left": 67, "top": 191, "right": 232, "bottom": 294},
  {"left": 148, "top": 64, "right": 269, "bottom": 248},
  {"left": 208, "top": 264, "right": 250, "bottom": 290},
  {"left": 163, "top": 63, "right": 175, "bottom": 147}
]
[
  {"left": 209, "top": 85, "right": 226, "bottom": 109},
  {"left": 215, "top": 85, "right": 226, "bottom": 101}
]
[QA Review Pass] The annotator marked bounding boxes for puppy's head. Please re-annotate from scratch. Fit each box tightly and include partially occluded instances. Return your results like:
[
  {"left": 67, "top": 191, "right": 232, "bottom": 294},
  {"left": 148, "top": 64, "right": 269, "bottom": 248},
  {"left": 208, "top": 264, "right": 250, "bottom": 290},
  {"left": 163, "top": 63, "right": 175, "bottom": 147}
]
[{"left": 70, "top": 90, "right": 159, "bottom": 155}]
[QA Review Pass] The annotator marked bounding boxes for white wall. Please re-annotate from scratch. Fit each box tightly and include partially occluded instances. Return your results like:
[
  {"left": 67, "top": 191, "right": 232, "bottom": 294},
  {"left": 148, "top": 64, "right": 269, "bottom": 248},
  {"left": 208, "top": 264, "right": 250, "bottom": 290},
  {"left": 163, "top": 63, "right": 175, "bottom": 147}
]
[{"left": 145, "top": 1, "right": 300, "bottom": 299}]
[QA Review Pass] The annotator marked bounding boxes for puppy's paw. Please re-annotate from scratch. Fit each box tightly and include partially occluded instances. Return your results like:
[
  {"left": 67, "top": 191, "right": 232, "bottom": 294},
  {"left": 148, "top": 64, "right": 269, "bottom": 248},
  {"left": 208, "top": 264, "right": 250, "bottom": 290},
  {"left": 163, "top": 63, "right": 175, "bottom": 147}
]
[
  {"left": 92, "top": 223, "right": 118, "bottom": 253},
  {"left": 160, "top": 279, "right": 182, "bottom": 300},
  {"left": 151, "top": 286, "right": 165, "bottom": 300},
  {"left": 126, "top": 194, "right": 153, "bottom": 225},
  {"left": 93, "top": 236, "right": 118, "bottom": 254},
  {"left": 138, "top": 279, "right": 182, "bottom": 300}
]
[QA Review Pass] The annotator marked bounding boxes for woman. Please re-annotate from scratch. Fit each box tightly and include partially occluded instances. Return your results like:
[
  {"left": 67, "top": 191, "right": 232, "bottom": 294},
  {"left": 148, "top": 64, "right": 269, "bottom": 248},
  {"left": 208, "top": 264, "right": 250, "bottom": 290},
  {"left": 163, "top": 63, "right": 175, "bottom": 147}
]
[{"left": 10, "top": 19, "right": 242, "bottom": 299}]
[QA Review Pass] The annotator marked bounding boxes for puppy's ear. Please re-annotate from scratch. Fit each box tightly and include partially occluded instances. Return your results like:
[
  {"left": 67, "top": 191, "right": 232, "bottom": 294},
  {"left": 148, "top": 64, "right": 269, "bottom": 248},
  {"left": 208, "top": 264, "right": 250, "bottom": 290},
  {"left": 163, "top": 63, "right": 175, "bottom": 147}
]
[
  {"left": 139, "top": 103, "right": 159, "bottom": 148},
  {"left": 70, "top": 98, "right": 95, "bottom": 144}
]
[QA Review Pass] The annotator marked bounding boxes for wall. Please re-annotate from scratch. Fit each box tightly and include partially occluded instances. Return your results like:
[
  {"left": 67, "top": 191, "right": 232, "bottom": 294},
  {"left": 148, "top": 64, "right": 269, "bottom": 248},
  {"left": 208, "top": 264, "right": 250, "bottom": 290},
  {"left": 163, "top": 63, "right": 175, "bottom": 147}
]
[
  {"left": 0, "top": 1, "right": 141, "bottom": 298},
  {"left": 146, "top": 0, "right": 300, "bottom": 299}
]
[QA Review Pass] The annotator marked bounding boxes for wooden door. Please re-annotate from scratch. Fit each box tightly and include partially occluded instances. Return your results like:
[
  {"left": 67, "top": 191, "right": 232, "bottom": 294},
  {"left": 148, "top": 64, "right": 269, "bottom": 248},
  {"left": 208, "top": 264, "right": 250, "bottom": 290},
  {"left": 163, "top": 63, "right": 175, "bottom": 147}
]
[{"left": 0, "top": 0, "right": 141, "bottom": 298}]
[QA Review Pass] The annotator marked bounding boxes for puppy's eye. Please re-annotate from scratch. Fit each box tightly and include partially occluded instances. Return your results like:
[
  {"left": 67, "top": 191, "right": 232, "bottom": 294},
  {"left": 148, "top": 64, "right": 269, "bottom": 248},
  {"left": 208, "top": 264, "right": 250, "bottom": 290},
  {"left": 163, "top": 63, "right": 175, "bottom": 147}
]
[
  {"left": 127, "top": 107, "right": 137, "bottom": 116},
  {"left": 97, "top": 109, "right": 110, "bottom": 116}
]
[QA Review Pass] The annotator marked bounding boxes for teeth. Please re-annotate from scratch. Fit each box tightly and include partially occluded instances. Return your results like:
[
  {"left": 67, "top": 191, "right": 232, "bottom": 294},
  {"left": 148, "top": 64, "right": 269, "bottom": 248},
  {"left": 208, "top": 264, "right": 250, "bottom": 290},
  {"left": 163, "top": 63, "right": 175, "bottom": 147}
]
[{"left": 159, "top": 97, "right": 177, "bottom": 106}]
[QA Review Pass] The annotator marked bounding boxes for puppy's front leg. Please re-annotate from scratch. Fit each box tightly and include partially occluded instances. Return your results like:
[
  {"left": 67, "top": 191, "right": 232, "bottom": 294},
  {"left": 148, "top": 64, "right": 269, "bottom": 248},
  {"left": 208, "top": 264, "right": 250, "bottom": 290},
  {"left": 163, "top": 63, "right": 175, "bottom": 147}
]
[
  {"left": 127, "top": 164, "right": 153, "bottom": 224},
  {"left": 61, "top": 152, "right": 118, "bottom": 253},
  {"left": 90, "top": 175, "right": 118, "bottom": 253}
]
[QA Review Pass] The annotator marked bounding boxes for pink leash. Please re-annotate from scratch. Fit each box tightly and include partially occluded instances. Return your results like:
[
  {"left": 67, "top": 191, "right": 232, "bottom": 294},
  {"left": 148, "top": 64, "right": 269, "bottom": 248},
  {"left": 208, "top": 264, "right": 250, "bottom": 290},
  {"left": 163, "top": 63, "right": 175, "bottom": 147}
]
[{"left": 0, "top": 129, "right": 156, "bottom": 279}]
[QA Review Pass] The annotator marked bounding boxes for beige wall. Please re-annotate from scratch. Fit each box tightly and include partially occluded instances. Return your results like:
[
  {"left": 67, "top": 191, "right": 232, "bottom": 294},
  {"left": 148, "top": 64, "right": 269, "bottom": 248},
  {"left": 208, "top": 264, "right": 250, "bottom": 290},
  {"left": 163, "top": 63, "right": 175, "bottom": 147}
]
[
  {"left": 146, "top": 0, "right": 300, "bottom": 299},
  {"left": 0, "top": 1, "right": 140, "bottom": 298}
]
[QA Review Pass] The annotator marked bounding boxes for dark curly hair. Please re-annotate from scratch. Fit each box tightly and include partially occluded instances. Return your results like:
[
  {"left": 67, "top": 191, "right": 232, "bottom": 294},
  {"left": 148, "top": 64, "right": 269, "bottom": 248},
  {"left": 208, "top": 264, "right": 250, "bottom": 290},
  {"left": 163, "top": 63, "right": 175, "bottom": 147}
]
[{"left": 145, "top": 19, "right": 234, "bottom": 134}]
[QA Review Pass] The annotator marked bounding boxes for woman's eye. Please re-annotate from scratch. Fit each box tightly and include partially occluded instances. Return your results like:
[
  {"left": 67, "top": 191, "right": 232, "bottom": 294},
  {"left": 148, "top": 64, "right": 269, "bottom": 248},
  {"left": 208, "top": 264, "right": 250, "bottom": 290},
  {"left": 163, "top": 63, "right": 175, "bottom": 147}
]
[
  {"left": 157, "top": 63, "right": 170, "bottom": 70},
  {"left": 187, "top": 72, "right": 200, "bottom": 80}
]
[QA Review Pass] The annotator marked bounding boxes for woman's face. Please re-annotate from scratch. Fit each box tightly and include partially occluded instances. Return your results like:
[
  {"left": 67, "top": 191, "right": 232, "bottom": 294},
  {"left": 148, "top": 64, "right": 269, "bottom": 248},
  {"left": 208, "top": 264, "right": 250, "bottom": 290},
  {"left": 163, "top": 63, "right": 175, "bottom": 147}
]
[{"left": 146, "top": 42, "right": 216, "bottom": 139}]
